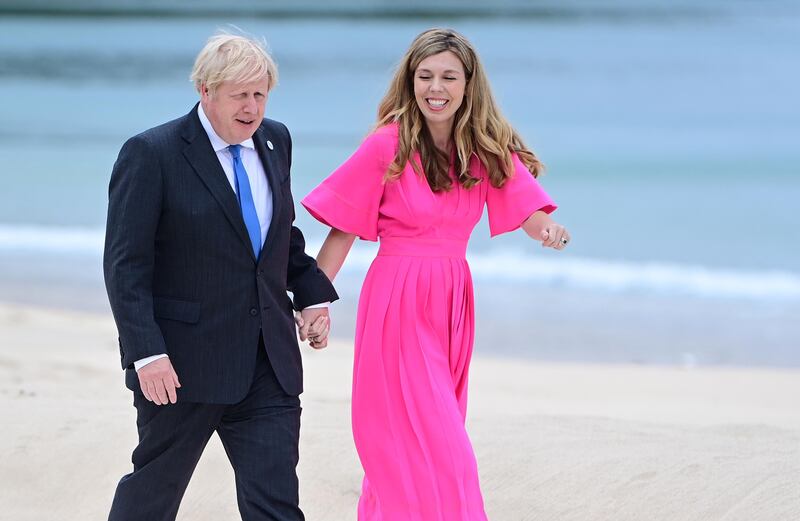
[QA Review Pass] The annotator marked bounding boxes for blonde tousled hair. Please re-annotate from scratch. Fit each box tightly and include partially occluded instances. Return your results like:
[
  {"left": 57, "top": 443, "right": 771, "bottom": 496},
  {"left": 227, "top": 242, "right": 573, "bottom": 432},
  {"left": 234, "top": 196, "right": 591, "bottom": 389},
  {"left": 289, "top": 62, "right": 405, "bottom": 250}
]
[
  {"left": 190, "top": 31, "right": 278, "bottom": 95},
  {"left": 377, "top": 28, "right": 542, "bottom": 191}
]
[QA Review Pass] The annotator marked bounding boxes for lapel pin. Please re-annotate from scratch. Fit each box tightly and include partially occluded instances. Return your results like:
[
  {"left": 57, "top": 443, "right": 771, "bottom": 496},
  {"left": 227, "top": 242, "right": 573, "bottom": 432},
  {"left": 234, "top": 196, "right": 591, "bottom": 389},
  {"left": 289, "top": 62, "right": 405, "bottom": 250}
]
[{"left": 266, "top": 140, "right": 274, "bottom": 150}]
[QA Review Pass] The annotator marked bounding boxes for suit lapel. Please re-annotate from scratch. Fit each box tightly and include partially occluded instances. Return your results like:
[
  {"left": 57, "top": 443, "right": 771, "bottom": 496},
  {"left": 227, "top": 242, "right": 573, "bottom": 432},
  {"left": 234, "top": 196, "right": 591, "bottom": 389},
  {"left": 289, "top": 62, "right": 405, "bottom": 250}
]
[
  {"left": 253, "top": 126, "right": 283, "bottom": 260},
  {"left": 181, "top": 108, "right": 256, "bottom": 261}
]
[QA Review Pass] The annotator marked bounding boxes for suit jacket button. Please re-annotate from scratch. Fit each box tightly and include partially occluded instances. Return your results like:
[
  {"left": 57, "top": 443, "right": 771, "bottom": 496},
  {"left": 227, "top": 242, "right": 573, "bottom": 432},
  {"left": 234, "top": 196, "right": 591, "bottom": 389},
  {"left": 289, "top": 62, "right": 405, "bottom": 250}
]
[{"left": 249, "top": 308, "right": 258, "bottom": 316}]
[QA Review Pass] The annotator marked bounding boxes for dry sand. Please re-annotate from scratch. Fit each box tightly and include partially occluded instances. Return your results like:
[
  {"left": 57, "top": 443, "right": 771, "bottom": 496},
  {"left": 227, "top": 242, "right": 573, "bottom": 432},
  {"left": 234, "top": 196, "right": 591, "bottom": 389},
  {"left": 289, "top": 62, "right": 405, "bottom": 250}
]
[{"left": 1, "top": 303, "right": 798, "bottom": 520}]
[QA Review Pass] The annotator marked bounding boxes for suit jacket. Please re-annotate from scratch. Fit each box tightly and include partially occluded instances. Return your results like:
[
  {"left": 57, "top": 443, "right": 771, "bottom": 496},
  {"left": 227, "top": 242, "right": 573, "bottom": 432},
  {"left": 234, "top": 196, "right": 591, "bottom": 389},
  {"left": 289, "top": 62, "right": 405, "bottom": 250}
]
[{"left": 103, "top": 104, "right": 338, "bottom": 403}]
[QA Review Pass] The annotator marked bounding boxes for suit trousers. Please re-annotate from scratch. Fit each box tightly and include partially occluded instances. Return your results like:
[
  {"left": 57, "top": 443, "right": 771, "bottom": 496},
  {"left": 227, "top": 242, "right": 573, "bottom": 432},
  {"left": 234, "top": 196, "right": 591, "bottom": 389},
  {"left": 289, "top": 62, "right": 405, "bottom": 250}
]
[{"left": 108, "top": 343, "right": 304, "bottom": 521}]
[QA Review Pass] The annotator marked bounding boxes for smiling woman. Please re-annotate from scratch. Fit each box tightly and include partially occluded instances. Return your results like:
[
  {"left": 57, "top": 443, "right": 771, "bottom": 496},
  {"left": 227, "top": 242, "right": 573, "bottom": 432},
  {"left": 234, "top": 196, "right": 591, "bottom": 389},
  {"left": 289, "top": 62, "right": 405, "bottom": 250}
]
[
  {"left": 302, "top": 28, "right": 568, "bottom": 521},
  {"left": 376, "top": 28, "right": 546, "bottom": 198},
  {"left": 413, "top": 51, "right": 467, "bottom": 143}
]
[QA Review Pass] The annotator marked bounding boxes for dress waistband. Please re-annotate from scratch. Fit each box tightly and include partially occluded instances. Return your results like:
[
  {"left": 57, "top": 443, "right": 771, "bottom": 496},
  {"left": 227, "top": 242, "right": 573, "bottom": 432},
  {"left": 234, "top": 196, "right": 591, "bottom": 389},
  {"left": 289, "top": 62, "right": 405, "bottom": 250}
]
[{"left": 377, "top": 237, "right": 467, "bottom": 258}]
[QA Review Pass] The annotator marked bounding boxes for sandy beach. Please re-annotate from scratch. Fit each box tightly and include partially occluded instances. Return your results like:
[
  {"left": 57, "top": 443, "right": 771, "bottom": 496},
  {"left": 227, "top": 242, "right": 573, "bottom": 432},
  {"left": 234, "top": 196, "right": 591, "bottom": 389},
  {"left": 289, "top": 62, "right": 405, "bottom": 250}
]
[{"left": 1, "top": 302, "right": 798, "bottom": 520}]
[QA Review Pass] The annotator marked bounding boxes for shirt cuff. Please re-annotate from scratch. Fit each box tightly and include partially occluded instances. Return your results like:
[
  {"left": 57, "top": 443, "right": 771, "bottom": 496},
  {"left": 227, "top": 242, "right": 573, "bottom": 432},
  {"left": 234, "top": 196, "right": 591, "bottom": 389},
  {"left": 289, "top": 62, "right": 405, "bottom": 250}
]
[
  {"left": 303, "top": 302, "right": 330, "bottom": 310},
  {"left": 134, "top": 354, "right": 169, "bottom": 372}
]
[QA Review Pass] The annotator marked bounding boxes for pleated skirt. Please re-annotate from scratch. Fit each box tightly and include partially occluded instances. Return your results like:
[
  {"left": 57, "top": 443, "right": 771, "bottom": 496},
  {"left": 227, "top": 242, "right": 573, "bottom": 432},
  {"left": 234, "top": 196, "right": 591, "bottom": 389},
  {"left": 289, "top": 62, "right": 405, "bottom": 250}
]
[{"left": 352, "top": 242, "right": 488, "bottom": 521}]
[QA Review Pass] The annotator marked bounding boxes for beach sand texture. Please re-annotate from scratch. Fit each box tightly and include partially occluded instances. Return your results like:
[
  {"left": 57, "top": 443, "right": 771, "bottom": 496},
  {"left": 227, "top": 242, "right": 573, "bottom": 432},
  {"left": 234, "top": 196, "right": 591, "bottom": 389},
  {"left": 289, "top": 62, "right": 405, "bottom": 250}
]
[{"left": 1, "top": 303, "right": 798, "bottom": 520}]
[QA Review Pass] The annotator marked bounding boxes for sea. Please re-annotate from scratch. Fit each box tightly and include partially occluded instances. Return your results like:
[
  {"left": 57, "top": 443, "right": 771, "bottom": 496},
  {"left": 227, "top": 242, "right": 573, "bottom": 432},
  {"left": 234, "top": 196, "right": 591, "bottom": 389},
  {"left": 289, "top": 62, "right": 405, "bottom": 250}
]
[{"left": 1, "top": 1, "right": 798, "bottom": 366}]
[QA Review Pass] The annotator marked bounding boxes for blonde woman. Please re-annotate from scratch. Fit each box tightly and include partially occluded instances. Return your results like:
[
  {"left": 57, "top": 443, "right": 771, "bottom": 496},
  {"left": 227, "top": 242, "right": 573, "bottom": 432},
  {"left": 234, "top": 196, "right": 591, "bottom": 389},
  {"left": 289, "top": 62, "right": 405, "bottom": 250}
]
[{"left": 302, "top": 28, "right": 569, "bottom": 520}]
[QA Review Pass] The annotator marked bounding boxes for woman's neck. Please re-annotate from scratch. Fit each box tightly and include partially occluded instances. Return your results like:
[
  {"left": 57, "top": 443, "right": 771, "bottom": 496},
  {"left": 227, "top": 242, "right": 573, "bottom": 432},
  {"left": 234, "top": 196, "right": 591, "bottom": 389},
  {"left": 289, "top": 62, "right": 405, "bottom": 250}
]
[{"left": 426, "top": 119, "right": 453, "bottom": 153}]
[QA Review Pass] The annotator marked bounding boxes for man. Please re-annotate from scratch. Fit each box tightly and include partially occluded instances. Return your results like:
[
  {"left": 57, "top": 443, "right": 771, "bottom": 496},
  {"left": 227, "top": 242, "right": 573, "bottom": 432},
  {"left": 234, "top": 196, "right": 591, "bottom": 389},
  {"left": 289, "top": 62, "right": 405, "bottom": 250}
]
[{"left": 103, "top": 32, "right": 337, "bottom": 521}]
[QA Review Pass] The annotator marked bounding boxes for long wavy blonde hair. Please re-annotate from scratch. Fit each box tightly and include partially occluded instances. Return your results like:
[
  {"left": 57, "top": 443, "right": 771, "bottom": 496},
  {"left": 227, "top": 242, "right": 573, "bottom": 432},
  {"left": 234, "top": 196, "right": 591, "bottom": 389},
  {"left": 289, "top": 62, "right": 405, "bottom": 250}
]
[{"left": 376, "top": 28, "right": 543, "bottom": 192}]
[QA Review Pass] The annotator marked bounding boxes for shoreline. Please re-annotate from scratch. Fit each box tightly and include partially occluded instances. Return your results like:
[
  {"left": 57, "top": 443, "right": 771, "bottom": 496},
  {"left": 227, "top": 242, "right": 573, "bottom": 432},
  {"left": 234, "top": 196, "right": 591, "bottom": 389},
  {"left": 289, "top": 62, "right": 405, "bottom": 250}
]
[{"left": 2, "top": 263, "right": 798, "bottom": 369}]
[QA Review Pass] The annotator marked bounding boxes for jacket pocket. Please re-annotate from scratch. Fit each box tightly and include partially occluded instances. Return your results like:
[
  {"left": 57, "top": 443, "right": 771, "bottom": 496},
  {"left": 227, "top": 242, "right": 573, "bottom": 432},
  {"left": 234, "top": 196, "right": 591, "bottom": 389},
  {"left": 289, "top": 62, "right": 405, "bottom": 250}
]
[{"left": 153, "top": 297, "right": 201, "bottom": 324}]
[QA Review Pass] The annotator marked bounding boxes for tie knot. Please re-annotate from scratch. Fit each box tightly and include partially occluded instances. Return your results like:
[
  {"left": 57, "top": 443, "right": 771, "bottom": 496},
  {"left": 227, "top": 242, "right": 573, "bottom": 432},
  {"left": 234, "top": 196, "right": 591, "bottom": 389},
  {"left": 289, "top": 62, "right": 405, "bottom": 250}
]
[{"left": 228, "top": 144, "right": 242, "bottom": 160}]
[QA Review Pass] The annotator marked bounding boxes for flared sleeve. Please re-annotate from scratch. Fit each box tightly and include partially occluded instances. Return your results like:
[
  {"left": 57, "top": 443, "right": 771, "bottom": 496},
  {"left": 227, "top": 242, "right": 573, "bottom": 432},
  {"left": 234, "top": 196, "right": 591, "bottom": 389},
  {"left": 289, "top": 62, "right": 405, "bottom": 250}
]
[
  {"left": 486, "top": 153, "right": 557, "bottom": 237},
  {"left": 301, "top": 129, "right": 393, "bottom": 242}
]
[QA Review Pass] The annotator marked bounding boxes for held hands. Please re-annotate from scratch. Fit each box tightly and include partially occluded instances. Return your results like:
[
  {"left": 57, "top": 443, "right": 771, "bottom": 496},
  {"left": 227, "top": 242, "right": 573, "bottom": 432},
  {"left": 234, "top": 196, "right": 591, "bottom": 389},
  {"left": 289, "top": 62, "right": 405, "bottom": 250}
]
[
  {"left": 137, "top": 357, "right": 181, "bottom": 405},
  {"left": 525, "top": 211, "right": 571, "bottom": 250},
  {"left": 137, "top": 307, "right": 329, "bottom": 405},
  {"left": 294, "top": 308, "right": 331, "bottom": 349}
]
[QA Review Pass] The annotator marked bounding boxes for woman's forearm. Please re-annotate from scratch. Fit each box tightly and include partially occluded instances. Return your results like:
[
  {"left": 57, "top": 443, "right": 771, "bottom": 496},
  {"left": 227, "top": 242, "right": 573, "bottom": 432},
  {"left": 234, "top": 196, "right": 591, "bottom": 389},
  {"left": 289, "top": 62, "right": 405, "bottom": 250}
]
[
  {"left": 522, "top": 209, "right": 570, "bottom": 249},
  {"left": 317, "top": 228, "right": 357, "bottom": 281},
  {"left": 521, "top": 210, "right": 551, "bottom": 240}
]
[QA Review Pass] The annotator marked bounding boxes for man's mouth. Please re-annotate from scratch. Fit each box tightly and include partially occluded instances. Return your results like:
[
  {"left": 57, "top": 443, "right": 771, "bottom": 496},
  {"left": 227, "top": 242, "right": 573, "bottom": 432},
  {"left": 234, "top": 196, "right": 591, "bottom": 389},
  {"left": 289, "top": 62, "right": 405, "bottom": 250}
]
[{"left": 236, "top": 118, "right": 256, "bottom": 125}]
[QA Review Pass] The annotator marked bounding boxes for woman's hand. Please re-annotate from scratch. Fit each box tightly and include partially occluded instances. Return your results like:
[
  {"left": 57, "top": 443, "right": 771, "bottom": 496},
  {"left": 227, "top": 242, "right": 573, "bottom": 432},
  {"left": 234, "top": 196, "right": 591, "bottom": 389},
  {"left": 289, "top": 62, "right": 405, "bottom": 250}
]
[
  {"left": 295, "top": 310, "right": 331, "bottom": 349},
  {"left": 522, "top": 210, "right": 571, "bottom": 250}
]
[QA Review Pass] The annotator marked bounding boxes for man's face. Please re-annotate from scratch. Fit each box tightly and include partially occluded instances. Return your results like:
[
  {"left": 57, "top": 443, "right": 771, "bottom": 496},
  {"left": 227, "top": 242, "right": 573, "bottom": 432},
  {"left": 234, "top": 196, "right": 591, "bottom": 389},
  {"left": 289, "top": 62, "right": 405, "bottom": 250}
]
[{"left": 200, "top": 78, "right": 270, "bottom": 144}]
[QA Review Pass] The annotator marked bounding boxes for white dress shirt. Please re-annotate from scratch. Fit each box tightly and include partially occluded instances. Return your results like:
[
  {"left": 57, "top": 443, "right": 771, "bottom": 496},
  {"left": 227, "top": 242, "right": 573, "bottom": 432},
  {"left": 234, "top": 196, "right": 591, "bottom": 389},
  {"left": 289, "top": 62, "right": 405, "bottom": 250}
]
[
  {"left": 134, "top": 106, "right": 327, "bottom": 372},
  {"left": 198, "top": 103, "right": 273, "bottom": 246}
]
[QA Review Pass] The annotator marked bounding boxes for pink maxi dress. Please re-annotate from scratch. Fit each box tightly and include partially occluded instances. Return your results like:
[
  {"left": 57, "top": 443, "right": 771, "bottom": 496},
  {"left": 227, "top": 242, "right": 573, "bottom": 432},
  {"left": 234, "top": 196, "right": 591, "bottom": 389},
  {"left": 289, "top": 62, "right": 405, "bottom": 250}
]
[{"left": 302, "top": 123, "right": 555, "bottom": 521}]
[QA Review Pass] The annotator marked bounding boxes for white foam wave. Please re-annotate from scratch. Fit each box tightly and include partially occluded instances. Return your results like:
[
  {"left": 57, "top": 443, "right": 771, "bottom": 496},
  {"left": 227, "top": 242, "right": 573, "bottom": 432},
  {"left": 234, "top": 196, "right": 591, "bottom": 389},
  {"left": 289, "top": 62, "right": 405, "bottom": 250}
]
[
  {"left": 466, "top": 249, "right": 800, "bottom": 300},
  {"left": 322, "top": 242, "right": 800, "bottom": 301},
  {"left": 2, "top": 225, "right": 798, "bottom": 300},
  {"left": 0, "top": 224, "right": 104, "bottom": 254}
]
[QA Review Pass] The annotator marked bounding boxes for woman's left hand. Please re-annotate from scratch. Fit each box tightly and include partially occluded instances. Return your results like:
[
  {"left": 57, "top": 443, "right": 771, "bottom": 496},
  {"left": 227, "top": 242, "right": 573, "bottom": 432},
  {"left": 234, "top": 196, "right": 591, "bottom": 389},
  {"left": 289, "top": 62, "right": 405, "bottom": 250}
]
[{"left": 523, "top": 210, "right": 571, "bottom": 250}]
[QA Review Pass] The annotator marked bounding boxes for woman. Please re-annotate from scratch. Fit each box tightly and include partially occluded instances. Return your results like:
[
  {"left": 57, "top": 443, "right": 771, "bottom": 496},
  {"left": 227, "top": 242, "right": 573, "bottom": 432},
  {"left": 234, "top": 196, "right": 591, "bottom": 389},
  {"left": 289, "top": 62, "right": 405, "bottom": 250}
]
[{"left": 302, "top": 28, "right": 569, "bottom": 520}]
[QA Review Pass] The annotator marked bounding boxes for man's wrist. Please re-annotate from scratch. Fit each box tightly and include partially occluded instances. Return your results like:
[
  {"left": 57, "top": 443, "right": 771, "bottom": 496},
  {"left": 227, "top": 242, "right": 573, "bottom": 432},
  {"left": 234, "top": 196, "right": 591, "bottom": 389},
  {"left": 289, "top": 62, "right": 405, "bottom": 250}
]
[
  {"left": 303, "top": 302, "right": 330, "bottom": 310},
  {"left": 134, "top": 354, "right": 169, "bottom": 372}
]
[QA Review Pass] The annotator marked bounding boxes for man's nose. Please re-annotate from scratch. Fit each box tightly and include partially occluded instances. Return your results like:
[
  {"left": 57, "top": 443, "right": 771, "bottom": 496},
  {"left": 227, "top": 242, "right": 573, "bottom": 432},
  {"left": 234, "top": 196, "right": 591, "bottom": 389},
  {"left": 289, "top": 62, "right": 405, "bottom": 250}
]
[{"left": 243, "top": 96, "right": 257, "bottom": 113}]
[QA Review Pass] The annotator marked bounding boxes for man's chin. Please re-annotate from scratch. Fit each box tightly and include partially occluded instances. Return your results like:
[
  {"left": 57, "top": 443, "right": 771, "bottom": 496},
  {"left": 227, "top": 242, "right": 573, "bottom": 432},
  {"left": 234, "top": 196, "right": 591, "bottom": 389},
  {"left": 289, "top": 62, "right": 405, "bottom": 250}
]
[{"left": 231, "top": 129, "right": 257, "bottom": 143}]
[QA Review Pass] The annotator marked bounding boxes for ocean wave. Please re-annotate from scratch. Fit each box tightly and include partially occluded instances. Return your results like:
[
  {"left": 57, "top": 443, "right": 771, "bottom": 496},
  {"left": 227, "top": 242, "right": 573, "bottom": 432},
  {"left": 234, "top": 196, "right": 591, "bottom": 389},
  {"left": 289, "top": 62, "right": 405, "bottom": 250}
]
[
  {"left": 464, "top": 249, "right": 800, "bottom": 300},
  {"left": 1, "top": 225, "right": 798, "bottom": 300},
  {"left": 320, "top": 243, "right": 800, "bottom": 301},
  {"left": 0, "top": 224, "right": 104, "bottom": 254}
]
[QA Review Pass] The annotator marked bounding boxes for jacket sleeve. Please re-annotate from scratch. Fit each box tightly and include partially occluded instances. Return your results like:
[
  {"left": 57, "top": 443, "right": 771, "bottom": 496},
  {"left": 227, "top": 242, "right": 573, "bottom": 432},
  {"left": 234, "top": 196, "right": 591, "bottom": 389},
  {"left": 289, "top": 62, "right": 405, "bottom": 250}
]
[{"left": 103, "top": 134, "right": 168, "bottom": 369}]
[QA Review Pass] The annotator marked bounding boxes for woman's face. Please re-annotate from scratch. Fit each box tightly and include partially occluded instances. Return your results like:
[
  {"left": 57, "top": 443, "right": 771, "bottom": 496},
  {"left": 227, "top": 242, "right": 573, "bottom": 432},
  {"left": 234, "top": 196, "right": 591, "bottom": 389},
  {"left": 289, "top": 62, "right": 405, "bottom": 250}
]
[{"left": 413, "top": 50, "right": 466, "bottom": 130}]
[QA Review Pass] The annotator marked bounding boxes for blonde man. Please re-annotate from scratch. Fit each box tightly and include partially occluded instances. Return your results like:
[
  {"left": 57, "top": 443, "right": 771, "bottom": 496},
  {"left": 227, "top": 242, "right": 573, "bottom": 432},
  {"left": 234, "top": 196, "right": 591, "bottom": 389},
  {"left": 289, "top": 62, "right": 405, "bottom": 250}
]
[{"left": 104, "top": 32, "right": 337, "bottom": 521}]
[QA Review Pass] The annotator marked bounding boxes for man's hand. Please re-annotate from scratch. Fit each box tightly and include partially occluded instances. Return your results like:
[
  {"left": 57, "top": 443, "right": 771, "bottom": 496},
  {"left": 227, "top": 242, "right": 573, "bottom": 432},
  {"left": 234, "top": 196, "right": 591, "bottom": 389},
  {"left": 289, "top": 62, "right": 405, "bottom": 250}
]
[
  {"left": 295, "top": 308, "right": 330, "bottom": 349},
  {"left": 307, "top": 313, "right": 330, "bottom": 349},
  {"left": 137, "top": 357, "right": 181, "bottom": 405}
]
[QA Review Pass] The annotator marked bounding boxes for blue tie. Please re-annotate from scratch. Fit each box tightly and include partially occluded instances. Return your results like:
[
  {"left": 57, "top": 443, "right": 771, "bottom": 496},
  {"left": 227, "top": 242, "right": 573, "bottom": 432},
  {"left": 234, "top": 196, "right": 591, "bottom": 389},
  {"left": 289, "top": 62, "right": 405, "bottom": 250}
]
[{"left": 228, "top": 145, "right": 262, "bottom": 258}]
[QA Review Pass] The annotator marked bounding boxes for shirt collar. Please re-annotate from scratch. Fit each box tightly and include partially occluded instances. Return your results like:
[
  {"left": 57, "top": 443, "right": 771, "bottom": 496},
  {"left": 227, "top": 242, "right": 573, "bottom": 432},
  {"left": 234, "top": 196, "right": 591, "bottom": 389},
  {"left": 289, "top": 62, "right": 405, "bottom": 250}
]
[{"left": 197, "top": 104, "right": 255, "bottom": 153}]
